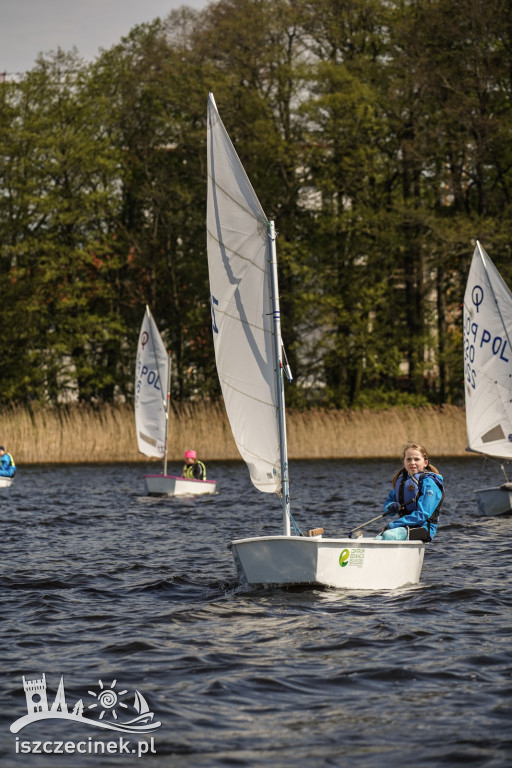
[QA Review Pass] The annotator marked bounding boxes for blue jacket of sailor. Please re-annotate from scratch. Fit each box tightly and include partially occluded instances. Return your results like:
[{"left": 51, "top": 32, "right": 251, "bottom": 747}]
[
  {"left": 0, "top": 451, "right": 16, "bottom": 478},
  {"left": 383, "top": 469, "right": 443, "bottom": 540}
]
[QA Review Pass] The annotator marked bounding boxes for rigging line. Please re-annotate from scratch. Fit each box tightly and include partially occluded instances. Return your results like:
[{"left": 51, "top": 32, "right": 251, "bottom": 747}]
[
  {"left": 277, "top": 487, "right": 301, "bottom": 534},
  {"left": 281, "top": 345, "right": 293, "bottom": 382},
  {"left": 289, "top": 512, "right": 302, "bottom": 536},
  {"left": 276, "top": 490, "right": 304, "bottom": 536}
]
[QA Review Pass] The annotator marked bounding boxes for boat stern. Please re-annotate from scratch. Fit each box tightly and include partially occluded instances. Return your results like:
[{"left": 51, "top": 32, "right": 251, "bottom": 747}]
[
  {"left": 230, "top": 535, "right": 425, "bottom": 590},
  {"left": 143, "top": 475, "right": 217, "bottom": 497},
  {"left": 475, "top": 484, "right": 512, "bottom": 516}
]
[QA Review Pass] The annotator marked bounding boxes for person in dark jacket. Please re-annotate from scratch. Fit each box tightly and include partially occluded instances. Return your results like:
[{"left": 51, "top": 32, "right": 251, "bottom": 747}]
[
  {"left": 376, "top": 441, "right": 443, "bottom": 542},
  {"left": 182, "top": 450, "right": 207, "bottom": 481}
]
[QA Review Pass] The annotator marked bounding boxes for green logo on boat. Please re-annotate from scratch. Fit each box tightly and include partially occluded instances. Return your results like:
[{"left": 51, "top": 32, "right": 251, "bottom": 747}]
[{"left": 339, "top": 548, "right": 350, "bottom": 567}]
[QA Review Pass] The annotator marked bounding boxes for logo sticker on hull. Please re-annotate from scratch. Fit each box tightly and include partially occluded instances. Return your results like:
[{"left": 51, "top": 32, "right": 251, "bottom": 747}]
[
  {"left": 339, "top": 548, "right": 365, "bottom": 569},
  {"left": 339, "top": 549, "right": 350, "bottom": 567}
]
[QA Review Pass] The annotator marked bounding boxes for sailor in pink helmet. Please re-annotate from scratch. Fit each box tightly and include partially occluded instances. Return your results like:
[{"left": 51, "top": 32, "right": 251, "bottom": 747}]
[{"left": 182, "top": 450, "right": 207, "bottom": 481}]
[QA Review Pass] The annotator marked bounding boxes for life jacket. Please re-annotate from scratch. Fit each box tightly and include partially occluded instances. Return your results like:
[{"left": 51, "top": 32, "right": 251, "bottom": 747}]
[
  {"left": 394, "top": 468, "right": 444, "bottom": 530},
  {"left": 183, "top": 460, "right": 206, "bottom": 481},
  {"left": 2, "top": 452, "right": 16, "bottom": 475}
]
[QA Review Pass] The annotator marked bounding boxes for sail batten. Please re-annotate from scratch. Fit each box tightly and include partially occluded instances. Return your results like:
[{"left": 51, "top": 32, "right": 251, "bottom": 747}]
[{"left": 464, "top": 242, "right": 512, "bottom": 459}]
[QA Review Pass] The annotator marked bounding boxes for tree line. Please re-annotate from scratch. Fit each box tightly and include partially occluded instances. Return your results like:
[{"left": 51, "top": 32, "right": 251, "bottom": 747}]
[{"left": 1, "top": 0, "right": 511, "bottom": 411}]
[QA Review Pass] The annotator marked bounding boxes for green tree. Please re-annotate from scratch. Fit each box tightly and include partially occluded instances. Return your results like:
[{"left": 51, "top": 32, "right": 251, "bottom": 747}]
[
  {"left": 92, "top": 17, "right": 218, "bottom": 400},
  {"left": 1, "top": 0, "right": 512, "bottom": 410},
  {"left": 0, "top": 51, "right": 124, "bottom": 405}
]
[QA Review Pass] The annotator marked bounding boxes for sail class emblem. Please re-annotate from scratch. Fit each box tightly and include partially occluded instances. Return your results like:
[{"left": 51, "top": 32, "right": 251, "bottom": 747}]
[{"left": 471, "top": 284, "right": 484, "bottom": 311}]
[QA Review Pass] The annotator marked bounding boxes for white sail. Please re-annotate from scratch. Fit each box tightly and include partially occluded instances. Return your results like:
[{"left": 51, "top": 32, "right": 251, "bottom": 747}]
[
  {"left": 463, "top": 241, "right": 512, "bottom": 459},
  {"left": 206, "top": 93, "right": 282, "bottom": 494},
  {"left": 135, "top": 306, "right": 169, "bottom": 458}
]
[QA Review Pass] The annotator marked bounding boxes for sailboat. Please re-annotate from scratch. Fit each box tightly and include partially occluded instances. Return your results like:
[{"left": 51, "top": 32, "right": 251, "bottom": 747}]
[
  {"left": 463, "top": 241, "right": 512, "bottom": 516},
  {"left": 206, "top": 92, "right": 425, "bottom": 589},
  {"left": 135, "top": 306, "right": 217, "bottom": 496}
]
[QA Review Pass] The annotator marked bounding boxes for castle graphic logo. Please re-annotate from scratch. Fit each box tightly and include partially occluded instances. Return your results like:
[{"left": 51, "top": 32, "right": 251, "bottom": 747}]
[{"left": 10, "top": 674, "right": 161, "bottom": 735}]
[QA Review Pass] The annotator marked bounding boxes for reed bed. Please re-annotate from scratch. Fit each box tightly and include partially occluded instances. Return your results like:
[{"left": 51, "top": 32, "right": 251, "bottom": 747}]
[
  {"left": 0, "top": 402, "right": 468, "bottom": 465},
  {"left": 288, "top": 404, "right": 467, "bottom": 460}
]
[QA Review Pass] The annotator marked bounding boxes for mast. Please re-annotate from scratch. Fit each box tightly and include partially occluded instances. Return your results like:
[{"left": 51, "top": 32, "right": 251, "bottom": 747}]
[
  {"left": 163, "top": 351, "right": 171, "bottom": 476},
  {"left": 268, "top": 221, "right": 291, "bottom": 536}
]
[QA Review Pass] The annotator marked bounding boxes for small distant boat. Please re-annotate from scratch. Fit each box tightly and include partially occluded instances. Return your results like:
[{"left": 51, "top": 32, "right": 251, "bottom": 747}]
[
  {"left": 0, "top": 477, "right": 13, "bottom": 489},
  {"left": 135, "top": 306, "right": 217, "bottom": 497},
  {"left": 464, "top": 241, "right": 512, "bottom": 516},
  {"left": 206, "top": 92, "right": 425, "bottom": 590}
]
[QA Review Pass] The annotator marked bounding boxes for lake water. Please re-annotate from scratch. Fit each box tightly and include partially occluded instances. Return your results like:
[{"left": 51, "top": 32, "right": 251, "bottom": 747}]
[{"left": 0, "top": 457, "right": 511, "bottom": 767}]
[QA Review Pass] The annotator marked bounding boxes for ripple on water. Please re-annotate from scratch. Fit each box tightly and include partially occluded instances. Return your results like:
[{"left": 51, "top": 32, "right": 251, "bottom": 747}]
[{"left": 1, "top": 459, "right": 512, "bottom": 767}]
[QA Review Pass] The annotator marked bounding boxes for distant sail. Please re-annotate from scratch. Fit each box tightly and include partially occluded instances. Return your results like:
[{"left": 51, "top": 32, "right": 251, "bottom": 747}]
[
  {"left": 134, "top": 306, "right": 169, "bottom": 458},
  {"left": 464, "top": 241, "right": 512, "bottom": 459},
  {"left": 206, "top": 93, "right": 282, "bottom": 493}
]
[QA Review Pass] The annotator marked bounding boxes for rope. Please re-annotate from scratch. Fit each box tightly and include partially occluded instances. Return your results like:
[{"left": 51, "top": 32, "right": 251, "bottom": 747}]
[
  {"left": 276, "top": 482, "right": 301, "bottom": 535},
  {"left": 289, "top": 512, "right": 302, "bottom": 536},
  {"left": 482, "top": 454, "right": 511, "bottom": 482}
]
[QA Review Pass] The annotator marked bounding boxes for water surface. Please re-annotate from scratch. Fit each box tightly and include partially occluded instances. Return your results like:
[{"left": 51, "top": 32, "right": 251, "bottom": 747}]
[{"left": 0, "top": 457, "right": 511, "bottom": 767}]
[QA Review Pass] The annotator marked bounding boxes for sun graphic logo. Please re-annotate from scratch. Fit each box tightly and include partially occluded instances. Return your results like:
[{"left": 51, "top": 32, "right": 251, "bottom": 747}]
[{"left": 87, "top": 680, "right": 129, "bottom": 722}]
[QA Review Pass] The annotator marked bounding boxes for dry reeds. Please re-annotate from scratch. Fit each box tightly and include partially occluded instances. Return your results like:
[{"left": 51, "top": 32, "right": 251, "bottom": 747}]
[
  {"left": 0, "top": 402, "right": 468, "bottom": 464},
  {"left": 1, "top": 404, "right": 139, "bottom": 464},
  {"left": 287, "top": 405, "right": 467, "bottom": 459}
]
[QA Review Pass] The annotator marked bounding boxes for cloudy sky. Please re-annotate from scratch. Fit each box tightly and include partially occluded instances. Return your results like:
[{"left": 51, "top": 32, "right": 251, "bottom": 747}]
[{"left": 1, "top": 0, "right": 208, "bottom": 75}]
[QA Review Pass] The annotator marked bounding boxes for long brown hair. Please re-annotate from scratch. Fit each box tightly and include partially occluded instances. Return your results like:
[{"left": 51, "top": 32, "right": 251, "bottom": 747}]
[{"left": 392, "top": 441, "right": 440, "bottom": 487}]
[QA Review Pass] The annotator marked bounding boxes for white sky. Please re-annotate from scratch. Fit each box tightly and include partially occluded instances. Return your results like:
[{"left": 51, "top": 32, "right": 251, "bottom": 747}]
[{"left": 0, "top": 0, "right": 208, "bottom": 75}]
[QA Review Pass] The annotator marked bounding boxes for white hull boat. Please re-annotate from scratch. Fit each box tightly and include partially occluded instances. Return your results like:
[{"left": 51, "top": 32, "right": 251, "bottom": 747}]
[
  {"left": 135, "top": 306, "right": 217, "bottom": 497},
  {"left": 464, "top": 242, "right": 512, "bottom": 516},
  {"left": 0, "top": 477, "right": 13, "bottom": 488},
  {"left": 143, "top": 474, "right": 217, "bottom": 497},
  {"left": 475, "top": 484, "right": 512, "bottom": 517},
  {"left": 206, "top": 92, "right": 425, "bottom": 590},
  {"left": 231, "top": 535, "right": 425, "bottom": 590}
]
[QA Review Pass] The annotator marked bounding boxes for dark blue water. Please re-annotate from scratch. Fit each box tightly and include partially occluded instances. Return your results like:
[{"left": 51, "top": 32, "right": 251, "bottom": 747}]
[{"left": 1, "top": 458, "right": 511, "bottom": 767}]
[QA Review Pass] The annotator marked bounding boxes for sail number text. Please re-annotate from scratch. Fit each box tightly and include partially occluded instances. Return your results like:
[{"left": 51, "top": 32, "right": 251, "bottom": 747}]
[
  {"left": 464, "top": 317, "right": 510, "bottom": 389},
  {"left": 136, "top": 363, "right": 162, "bottom": 394}
]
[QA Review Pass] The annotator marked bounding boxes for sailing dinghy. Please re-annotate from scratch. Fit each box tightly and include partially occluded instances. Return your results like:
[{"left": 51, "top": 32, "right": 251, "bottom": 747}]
[
  {"left": 464, "top": 241, "right": 512, "bottom": 516},
  {"left": 135, "top": 306, "right": 217, "bottom": 497},
  {"left": 206, "top": 92, "right": 425, "bottom": 589}
]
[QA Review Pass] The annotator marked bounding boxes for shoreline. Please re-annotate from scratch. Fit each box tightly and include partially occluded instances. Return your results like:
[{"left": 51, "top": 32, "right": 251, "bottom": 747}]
[{"left": 0, "top": 403, "right": 469, "bottom": 464}]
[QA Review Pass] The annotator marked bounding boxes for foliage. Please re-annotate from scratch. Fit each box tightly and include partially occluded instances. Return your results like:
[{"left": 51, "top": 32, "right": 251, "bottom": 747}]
[{"left": 1, "top": 0, "right": 511, "bottom": 408}]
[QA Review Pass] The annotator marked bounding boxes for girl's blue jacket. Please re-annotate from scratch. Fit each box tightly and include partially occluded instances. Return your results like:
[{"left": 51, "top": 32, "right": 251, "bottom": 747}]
[{"left": 383, "top": 472, "right": 443, "bottom": 540}]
